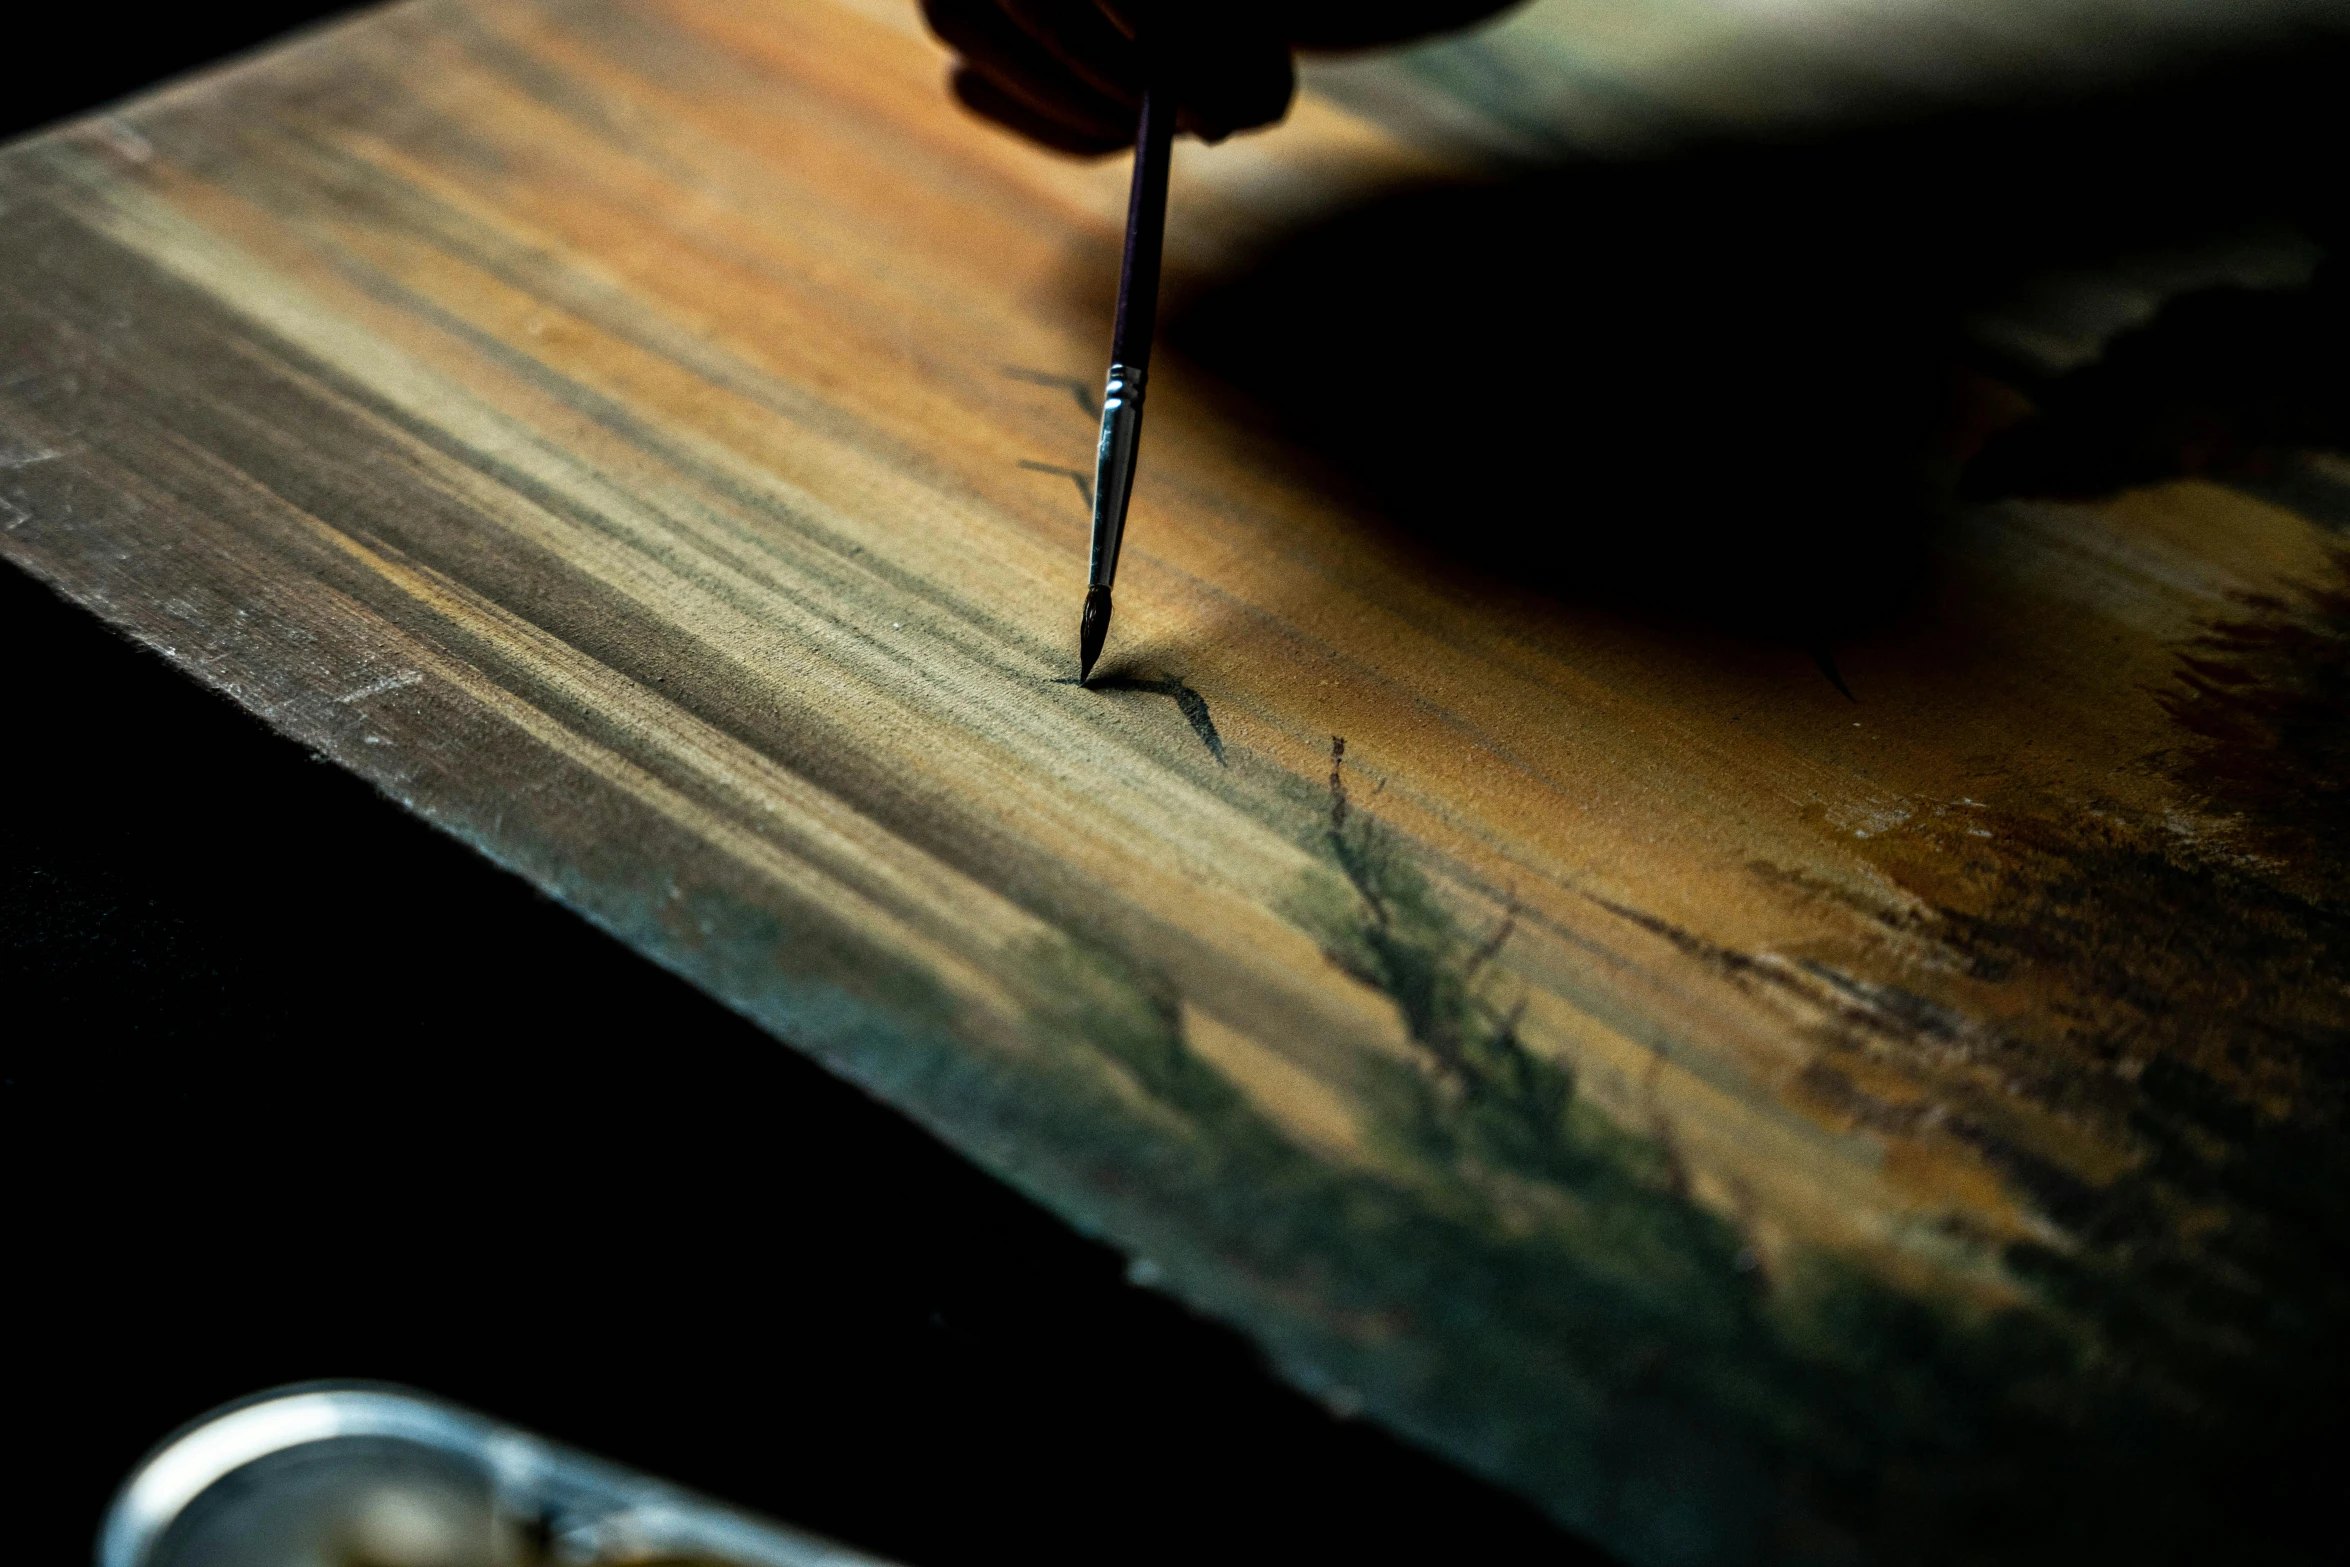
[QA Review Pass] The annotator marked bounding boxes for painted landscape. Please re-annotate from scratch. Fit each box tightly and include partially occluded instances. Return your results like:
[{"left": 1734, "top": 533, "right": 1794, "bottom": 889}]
[{"left": 4, "top": 2, "right": 2344, "bottom": 1560}]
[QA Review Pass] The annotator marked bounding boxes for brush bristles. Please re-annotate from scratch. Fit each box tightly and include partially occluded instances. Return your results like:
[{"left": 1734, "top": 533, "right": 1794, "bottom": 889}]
[{"left": 1078, "top": 585, "right": 1113, "bottom": 682}]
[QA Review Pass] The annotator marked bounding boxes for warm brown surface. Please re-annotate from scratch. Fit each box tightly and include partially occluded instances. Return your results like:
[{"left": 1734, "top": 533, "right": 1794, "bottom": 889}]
[{"left": 5, "top": 3, "right": 2346, "bottom": 1561}]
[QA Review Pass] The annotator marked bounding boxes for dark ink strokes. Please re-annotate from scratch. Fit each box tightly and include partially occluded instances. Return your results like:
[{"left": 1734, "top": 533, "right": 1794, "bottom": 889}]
[
  {"left": 1964, "top": 258, "right": 2350, "bottom": 505},
  {"left": 1088, "top": 671, "right": 1226, "bottom": 764},
  {"left": 2159, "top": 557, "right": 2350, "bottom": 900}
]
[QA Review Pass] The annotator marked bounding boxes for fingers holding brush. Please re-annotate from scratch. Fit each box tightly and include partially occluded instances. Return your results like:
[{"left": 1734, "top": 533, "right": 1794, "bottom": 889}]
[
  {"left": 1278, "top": 1, "right": 1524, "bottom": 49},
  {"left": 949, "top": 67, "right": 1133, "bottom": 155},
  {"left": 924, "top": 0, "right": 1140, "bottom": 151},
  {"left": 1144, "top": 2, "right": 1294, "bottom": 145},
  {"left": 923, "top": 0, "right": 1293, "bottom": 154}
]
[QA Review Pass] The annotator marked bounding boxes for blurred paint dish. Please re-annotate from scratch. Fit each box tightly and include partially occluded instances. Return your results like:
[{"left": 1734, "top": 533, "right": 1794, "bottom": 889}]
[{"left": 100, "top": 1386, "right": 900, "bottom": 1567}]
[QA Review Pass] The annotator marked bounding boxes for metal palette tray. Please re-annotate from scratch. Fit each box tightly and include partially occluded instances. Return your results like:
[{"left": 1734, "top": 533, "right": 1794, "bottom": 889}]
[{"left": 102, "top": 1386, "right": 902, "bottom": 1567}]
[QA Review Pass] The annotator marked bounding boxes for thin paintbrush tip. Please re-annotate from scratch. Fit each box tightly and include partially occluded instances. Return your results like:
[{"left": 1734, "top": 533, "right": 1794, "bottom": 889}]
[{"left": 1078, "top": 585, "right": 1113, "bottom": 682}]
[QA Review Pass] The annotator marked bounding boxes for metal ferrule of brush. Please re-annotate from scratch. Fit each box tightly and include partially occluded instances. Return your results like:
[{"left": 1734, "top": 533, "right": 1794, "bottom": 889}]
[{"left": 1087, "top": 361, "right": 1147, "bottom": 588}]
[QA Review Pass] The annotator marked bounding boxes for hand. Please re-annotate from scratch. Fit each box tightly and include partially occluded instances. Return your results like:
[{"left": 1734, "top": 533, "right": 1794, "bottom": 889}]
[{"left": 920, "top": 2, "right": 1523, "bottom": 155}]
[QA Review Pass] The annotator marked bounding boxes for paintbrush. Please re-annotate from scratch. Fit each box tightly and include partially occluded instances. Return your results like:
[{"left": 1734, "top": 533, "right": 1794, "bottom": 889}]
[{"left": 1077, "top": 83, "right": 1177, "bottom": 684}]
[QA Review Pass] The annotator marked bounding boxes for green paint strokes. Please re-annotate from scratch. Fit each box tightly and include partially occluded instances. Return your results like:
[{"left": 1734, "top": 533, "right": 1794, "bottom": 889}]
[{"left": 934, "top": 736, "right": 2341, "bottom": 1566}]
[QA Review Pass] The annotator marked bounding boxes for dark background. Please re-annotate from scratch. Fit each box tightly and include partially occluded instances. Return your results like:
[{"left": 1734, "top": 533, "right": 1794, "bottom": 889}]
[{"left": 0, "top": 9, "right": 1597, "bottom": 1565}]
